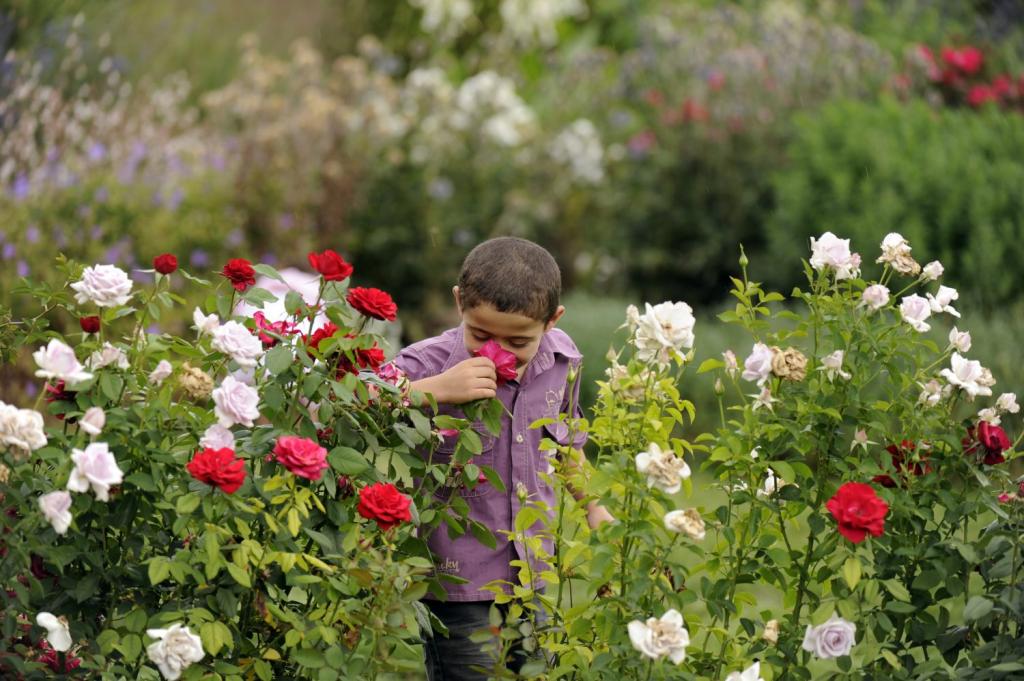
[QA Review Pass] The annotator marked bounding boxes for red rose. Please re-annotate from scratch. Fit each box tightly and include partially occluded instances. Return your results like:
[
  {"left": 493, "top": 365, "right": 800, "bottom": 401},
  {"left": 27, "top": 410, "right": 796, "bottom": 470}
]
[
  {"left": 253, "top": 311, "right": 298, "bottom": 348},
  {"left": 272, "top": 435, "right": 329, "bottom": 481},
  {"left": 993, "top": 74, "right": 1013, "bottom": 98},
  {"left": 337, "top": 344, "right": 385, "bottom": 378},
  {"left": 941, "top": 46, "right": 984, "bottom": 75},
  {"left": 873, "top": 440, "right": 931, "bottom": 488},
  {"left": 153, "top": 253, "right": 178, "bottom": 274},
  {"left": 38, "top": 639, "right": 82, "bottom": 673},
  {"left": 221, "top": 258, "right": 256, "bottom": 292},
  {"left": 306, "top": 323, "right": 340, "bottom": 354},
  {"left": 826, "top": 482, "right": 889, "bottom": 544},
  {"left": 44, "top": 381, "right": 77, "bottom": 421},
  {"left": 308, "top": 249, "right": 354, "bottom": 282},
  {"left": 357, "top": 482, "right": 412, "bottom": 531},
  {"left": 347, "top": 287, "right": 398, "bottom": 322},
  {"left": 967, "top": 85, "right": 997, "bottom": 108},
  {"left": 474, "top": 339, "right": 518, "bottom": 384},
  {"left": 964, "top": 422, "right": 1010, "bottom": 465},
  {"left": 79, "top": 316, "right": 101, "bottom": 334},
  {"left": 186, "top": 447, "right": 246, "bottom": 494}
]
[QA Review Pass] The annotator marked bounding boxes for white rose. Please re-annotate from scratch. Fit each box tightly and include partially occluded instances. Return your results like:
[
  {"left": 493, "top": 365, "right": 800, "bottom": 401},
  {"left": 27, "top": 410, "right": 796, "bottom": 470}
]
[
  {"left": 87, "top": 342, "right": 130, "bottom": 370},
  {"left": 918, "top": 379, "right": 943, "bottom": 407},
  {"left": 927, "top": 285, "right": 960, "bottom": 318},
  {"left": 149, "top": 360, "right": 174, "bottom": 385},
  {"left": 725, "top": 661, "right": 765, "bottom": 681},
  {"left": 33, "top": 339, "right": 94, "bottom": 384},
  {"left": 751, "top": 386, "right": 776, "bottom": 412},
  {"left": 635, "top": 443, "right": 690, "bottom": 494},
  {"left": 146, "top": 623, "right": 205, "bottom": 680},
  {"left": 741, "top": 343, "right": 774, "bottom": 385},
  {"left": 756, "top": 468, "right": 792, "bottom": 498},
  {"left": 66, "top": 442, "right": 124, "bottom": 501},
  {"left": 71, "top": 264, "right": 133, "bottom": 308},
  {"left": 996, "top": 393, "right": 1019, "bottom": 414},
  {"left": 809, "top": 232, "right": 859, "bottom": 279},
  {"left": 36, "top": 612, "right": 73, "bottom": 652},
  {"left": 199, "top": 424, "right": 235, "bottom": 450},
  {"left": 941, "top": 353, "right": 993, "bottom": 400},
  {"left": 802, "top": 614, "right": 856, "bottom": 659},
  {"left": 624, "top": 304, "right": 641, "bottom": 332},
  {"left": 922, "top": 260, "right": 944, "bottom": 281},
  {"left": 663, "top": 509, "right": 705, "bottom": 540},
  {"left": 0, "top": 402, "right": 48, "bottom": 453},
  {"left": 38, "top": 491, "right": 73, "bottom": 535},
  {"left": 948, "top": 327, "right": 972, "bottom": 353},
  {"left": 193, "top": 308, "right": 221, "bottom": 336},
  {"left": 899, "top": 295, "right": 932, "bottom": 332},
  {"left": 877, "top": 232, "right": 910, "bottom": 261},
  {"left": 79, "top": 407, "right": 105, "bottom": 436},
  {"left": 634, "top": 301, "right": 696, "bottom": 365},
  {"left": 627, "top": 609, "right": 689, "bottom": 663},
  {"left": 859, "top": 284, "right": 890, "bottom": 310},
  {"left": 211, "top": 321, "right": 264, "bottom": 369},
  {"left": 978, "top": 407, "right": 1001, "bottom": 426},
  {"left": 818, "top": 350, "right": 851, "bottom": 381},
  {"left": 212, "top": 376, "right": 261, "bottom": 428}
]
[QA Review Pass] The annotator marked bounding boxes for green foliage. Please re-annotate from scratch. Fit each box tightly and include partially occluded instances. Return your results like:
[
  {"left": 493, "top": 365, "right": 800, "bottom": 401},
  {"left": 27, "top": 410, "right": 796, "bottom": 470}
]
[{"left": 766, "top": 98, "right": 1024, "bottom": 309}]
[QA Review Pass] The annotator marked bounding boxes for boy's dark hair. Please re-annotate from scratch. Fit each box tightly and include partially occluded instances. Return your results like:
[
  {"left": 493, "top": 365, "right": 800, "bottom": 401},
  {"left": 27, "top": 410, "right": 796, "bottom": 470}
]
[{"left": 458, "top": 237, "right": 562, "bottom": 322}]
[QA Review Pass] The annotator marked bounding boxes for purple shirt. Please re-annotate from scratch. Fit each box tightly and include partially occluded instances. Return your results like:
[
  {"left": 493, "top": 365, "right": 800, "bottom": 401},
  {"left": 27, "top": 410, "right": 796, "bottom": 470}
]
[{"left": 395, "top": 325, "right": 586, "bottom": 601}]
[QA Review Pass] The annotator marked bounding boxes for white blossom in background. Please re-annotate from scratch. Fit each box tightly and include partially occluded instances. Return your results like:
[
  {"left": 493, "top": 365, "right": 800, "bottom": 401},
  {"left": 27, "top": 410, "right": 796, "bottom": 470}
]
[
  {"left": 452, "top": 71, "right": 537, "bottom": 147},
  {"left": 927, "top": 285, "right": 960, "bottom": 318},
  {"left": 635, "top": 443, "right": 690, "bottom": 494},
  {"left": 409, "top": 0, "right": 474, "bottom": 42},
  {"left": 212, "top": 376, "right": 261, "bottom": 428},
  {"left": 899, "top": 295, "right": 932, "bottom": 332},
  {"left": 0, "top": 401, "right": 48, "bottom": 453},
  {"left": 948, "top": 327, "right": 972, "bottom": 353},
  {"left": 146, "top": 624, "right": 205, "bottom": 681},
  {"left": 809, "top": 232, "right": 860, "bottom": 280},
  {"left": 922, "top": 260, "right": 944, "bottom": 281},
  {"left": 633, "top": 301, "right": 696, "bottom": 365},
  {"left": 36, "top": 612, "right": 73, "bottom": 652},
  {"left": 941, "top": 353, "right": 993, "bottom": 400},
  {"left": 627, "top": 609, "right": 689, "bottom": 663},
  {"left": 33, "top": 339, "right": 94, "bottom": 384},
  {"left": 500, "top": 0, "right": 587, "bottom": 47},
  {"left": 70, "top": 264, "right": 133, "bottom": 307},
  {"left": 859, "top": 284, "right": 890, "bottom": 310},
  {"left": 87, "top": 342, "right": 130, "bottom": 370},
  {"left": 67, "top": 442, "right": 124, "bottom": 501},
  {"left": 550, "top": 119, "right": 605, "bottom": 184},
  {"left": 38, "top": 491, "right": 73, "bottom": 535},
  {"left": 802, "top": 614, "right": 857, "bottom": 659},
  {"left": 725, "top": 661, "right": 765, "bottom": 681},
  {"left": 192, "top": 308, "right": 220, "bottom": 336},
  {"left": 757, "top": 468, "right": 792, "bottom": 498},
  {"left": 664, "top": 509, "right": 705, "bottom": 540},
  {"left": 211, "top": 321, "right": 264, "bottom": 369},
  {"left": 199, "top": 424, "right": 235, "bottom": 450},
  {"left": 149, "top": 360, "right": 173, "bottom": 385},
  {"left": 79, "top": 407, "right": 106, "bottom": 436},
  {"left": 818, "top": 350, "right": 851, "bottom": 381},
  {"left": 996, "top": 393, "right": 1019, "bottom": 414}
]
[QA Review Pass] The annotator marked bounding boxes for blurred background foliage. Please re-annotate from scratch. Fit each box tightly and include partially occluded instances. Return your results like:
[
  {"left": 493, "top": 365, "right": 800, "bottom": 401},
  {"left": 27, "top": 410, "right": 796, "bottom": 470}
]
[{"left": 2, "top": 0, "right": 1024, "bottom": 424}]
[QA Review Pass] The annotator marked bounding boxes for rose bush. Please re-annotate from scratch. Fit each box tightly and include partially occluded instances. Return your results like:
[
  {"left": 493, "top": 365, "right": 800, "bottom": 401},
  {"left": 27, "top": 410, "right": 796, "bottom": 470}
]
[{"left": 0, "top": 251, "right": 506, "bottom": 679}]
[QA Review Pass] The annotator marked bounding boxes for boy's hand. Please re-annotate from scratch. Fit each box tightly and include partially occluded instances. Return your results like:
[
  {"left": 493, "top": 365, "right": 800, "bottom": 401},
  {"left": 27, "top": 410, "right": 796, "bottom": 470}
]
[
  {"left": 586, "top": 502, "right": 616, "bottom": 529},
  {"left": 411, "top": 357, "right": 497, "bottom": 404}
]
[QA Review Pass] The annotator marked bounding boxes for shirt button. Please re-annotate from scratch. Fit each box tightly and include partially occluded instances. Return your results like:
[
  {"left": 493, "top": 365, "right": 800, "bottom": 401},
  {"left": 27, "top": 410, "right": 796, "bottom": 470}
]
[{"left": 515, "top": 433, "right": 524, "bottom": 443}]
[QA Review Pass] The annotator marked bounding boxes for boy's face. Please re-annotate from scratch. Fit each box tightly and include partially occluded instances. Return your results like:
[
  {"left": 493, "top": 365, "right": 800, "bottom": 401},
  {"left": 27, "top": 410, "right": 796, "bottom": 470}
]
[{"left": 454, "top": 286, "right": 564, "bottom": 378}]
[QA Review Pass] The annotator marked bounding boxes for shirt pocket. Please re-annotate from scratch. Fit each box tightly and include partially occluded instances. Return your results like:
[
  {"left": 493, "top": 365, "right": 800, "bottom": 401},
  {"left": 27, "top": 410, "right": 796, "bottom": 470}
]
[{"left": 431, "top": 422, "right": 497, "bottom": 500}]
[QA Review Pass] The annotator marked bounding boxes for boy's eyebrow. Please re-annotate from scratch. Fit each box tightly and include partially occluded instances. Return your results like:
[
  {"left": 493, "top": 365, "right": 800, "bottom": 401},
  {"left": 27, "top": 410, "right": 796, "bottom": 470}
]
[{"left": 466, "top": 324, "right": 535, "bottom": 341}]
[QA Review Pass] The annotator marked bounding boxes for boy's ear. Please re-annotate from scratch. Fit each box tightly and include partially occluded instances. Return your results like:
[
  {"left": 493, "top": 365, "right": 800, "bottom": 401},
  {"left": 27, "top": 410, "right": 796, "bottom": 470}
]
[
  {"left": 452, "top": 285, "right": 462, "bottom": 313},
  {"left": 545, "top": 305, "right": 566, "bottom": 331}
]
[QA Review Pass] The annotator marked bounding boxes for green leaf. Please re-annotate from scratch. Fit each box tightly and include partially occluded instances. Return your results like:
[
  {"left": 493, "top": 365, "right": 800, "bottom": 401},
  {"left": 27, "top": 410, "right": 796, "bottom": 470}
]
[
  {"left": 842, "top": 557, "right": 861, "bottom": 590},
  {"left": 226, "top": 563, "right": 252, "bottom": 588},
  {"left": 253, "top": 264, "right": 286, "bottom": 283},
  {"left": 697, "top": 358, "right": 724, "bottom": 374},
  {"left": 99, "top": 373, "right": 124, "bottom": 401},
  {"left": 148, "top": 558, "right": 171, "bottom": 586},
  {"left": 963, "top": 596, "right": 993, "bottom": 622},
  {"left": 176, "top": 492, "right": 201, "bottom": 515},
  {"left": 292, "top": 647, "right": 326, "bottom": 668},
  {"left": 328, "top": 447, "right": 369, "bottom": 475},
  {"left": 884, "top": 580, "right": 911, "bottom": 602},
  {"left": 470, "top": 520, "right": 497, "bottom": 550},
  {"left": 265, "top": 345, "right": 294, "bottom": 376}
]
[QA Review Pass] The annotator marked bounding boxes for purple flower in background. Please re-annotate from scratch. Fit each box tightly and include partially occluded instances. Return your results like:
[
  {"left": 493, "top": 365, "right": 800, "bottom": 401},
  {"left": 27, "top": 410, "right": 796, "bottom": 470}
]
[
  {"left": 190, "top": 249, "right": 210, "bottom": 267},
  {"left": 168, "top": 188, "right": 184, "bottom": 211},
  {"left": 11, "top": 174, "right": 30, "bottom": 200},
  {"left": 25, "top": 225, "right": 40, "bottom": 243},
  {"left": 261, "top": 252, "right": 278, "bottom": 265},
  {"left": 16, "top": 260, "right": 30, "bottom": 277},
  {"left": 146, "top": 323, "right": 160, "bottom": 335},
  {"left": 87, "top": 142, "right": 107, "bottom": 163},
  {"left": 131, "top": 269, "right": 151, "bottom": 283},
  {"left": 90, "top": 225, "right": 104, "bottom": 240},
  {"left": 209, "top": 153, "right": 226, "bottom": 172},
  {"left": 278, "top": 213, "right": 294, "bottom": 231},
  {"left": 94, "top": 186, "right": 109, "bottom": 203},
  {"left": 226, "top": 229, "right": 244, "bottom": 247},
  {"left": 2, "top": 243, "right": 15, "bottom": 260},
  {"left": 24, "top": 381, "right": 39, "bottom": 399},
  {"left": 53, "top": 228, "right": 68, "bottom": 249}
]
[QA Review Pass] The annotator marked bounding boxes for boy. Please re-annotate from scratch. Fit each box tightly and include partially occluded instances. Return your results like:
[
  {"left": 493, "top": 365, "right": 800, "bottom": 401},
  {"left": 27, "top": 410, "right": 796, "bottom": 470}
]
[{"left": 393, "top": 237, "right": 612, "bottom": 679}]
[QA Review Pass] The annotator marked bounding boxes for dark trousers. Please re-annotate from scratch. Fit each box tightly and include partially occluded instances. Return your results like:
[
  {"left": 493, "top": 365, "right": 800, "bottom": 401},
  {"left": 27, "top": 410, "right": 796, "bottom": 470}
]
[{"left": 423, "top": 600, "right": 545, "bottom": 680}]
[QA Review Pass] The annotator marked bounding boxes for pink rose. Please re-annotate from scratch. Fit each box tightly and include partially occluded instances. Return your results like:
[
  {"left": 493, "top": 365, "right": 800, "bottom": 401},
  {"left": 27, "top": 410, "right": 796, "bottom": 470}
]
[{"left": 272, "top": 435, "right": 329, "bottom": 481}]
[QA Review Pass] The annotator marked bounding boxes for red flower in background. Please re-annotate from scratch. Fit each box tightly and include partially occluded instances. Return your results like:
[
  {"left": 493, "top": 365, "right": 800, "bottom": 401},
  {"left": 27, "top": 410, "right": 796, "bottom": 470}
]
[
  {"left": 43, "top": 381, "right": 77, "bottom": 421},
  {"left": 873, "top": 440, "right": 931, "bottom": 488},
  {"left": 942, "top": 46, "right": 984, "bottom": 75},
  {"left": 186, "top": 448, "right": 246, "bottom": 494},
  {"left": 967, "top": 84, "right": 997, "bottom": 107},
  {"left": 826, "top": 482, "right": 889, "bottom": 543},
  {"left": 221, "top": 258, "right": 256, "bottom": 292},
  {"left": 79, "top": 316, "right": 100, "bottom": 334},
  {"left": 474, "top": 339, "right": 518, "bottom": 384},
  {"left": 308, "top": 249, "right": 354, "bottom": 282},
  {"left": 357, "top": 482, "right": 412, "bottom": 531},
  {"left": 964, "top": 422, "right": 1010, "bottom": 465},
  {"left": 153, "top": 253, "right": 178, "bottom": 274},
  {"left": 347, "top": 287, "right": 398, "bottom": 322}
]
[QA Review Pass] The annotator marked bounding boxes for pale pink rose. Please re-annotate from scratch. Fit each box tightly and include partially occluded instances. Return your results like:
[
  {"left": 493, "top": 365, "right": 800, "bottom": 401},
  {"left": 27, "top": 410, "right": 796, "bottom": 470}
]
[
  {"left": 627, "top": 609, "right": 689, "bottom": 663},
  {"left": 899, "top": 295, "right": 932, "bottom": 332},
  {"left": 149, "top": 360, "right": 173, "bottom": 385},
  {"left": 635, "top": 443, "right": 690, "bottom": 494},
  {"left": 742, "top": 343, "right": 774, "bottom": 385},
  {"left": 33, "top": 339, "right": 93, "bottom": 384},
  {"left": 212, "top": 376, "right": 260, "bottom": 428},
  {"left": 918, "top": 379, "right": 944, "bottom": 407},
  {"left": 146, "top": 623, "right": 205, "bottom": 680},
  {"left": 941, "top": 353, "right": 993, "bottom": 399},
  {"left": 0, "top": 402, "right": 48, "bottom": 452},
  {"left": 38, "top": 491, "right": 73, "bottom": 535},
  {"left": 927, "top": 285, "right": 960, "bottom": 318},
  {"left": 751, "top": 386, "right": 776, "bottom": 412},
  {"left": 199, "top": 424, "right": 235, "bottom": 450},
  {"left": 802, "top": 614, "right": 856, "bottom": 659},
  {"left": 71, "top": 264, "right": 133, "bottom": 307},
  {"left": 877, "top": 233, "right": 911, "bottom": 261},
  {"left": 948, "top": 327, "right": 971, "bottom": 353},
  {"left": 87, "top": 342, "right": 129, "bottom": 370},
  {"left": 211, "top": 321, "right": 264, "bottom": 369},
  {"left": 79, "top": 407, "right": 105, "bottom": 436},
  {"left": 996, "top": 393, "right": 1019, "bottom": 414},
  {"left": 722, "top": 350, "right": 739, "bottom": 378},
  {"left": 819, "top": 350, "right": 851, "bottom": 381},
  {"left": 66, "top": 442, "right": 124, "bottom": 501},
  {"left": 809, "top": 232, "right": 859, "bottom": 279},
  {"left": 192, "top": 308, "right": 220, "bottom": 336},
  {"left": 859, "top": 284, "right": 890, "bottom": 310},
  {"left": 922, "top": 261, "right": 944, "bottom": 281}
]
